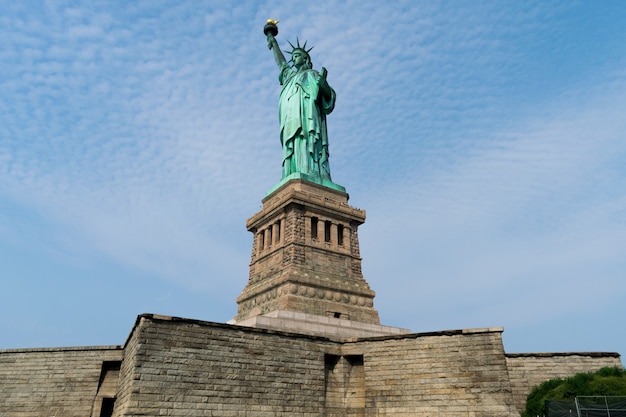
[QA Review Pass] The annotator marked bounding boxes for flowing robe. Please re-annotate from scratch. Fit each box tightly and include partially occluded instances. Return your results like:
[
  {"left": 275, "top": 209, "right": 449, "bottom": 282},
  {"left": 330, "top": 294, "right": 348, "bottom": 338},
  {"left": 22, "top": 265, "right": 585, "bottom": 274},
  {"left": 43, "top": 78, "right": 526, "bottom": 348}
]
[{"left": 278, "top": 62, "right": 336, "bottom": 180}]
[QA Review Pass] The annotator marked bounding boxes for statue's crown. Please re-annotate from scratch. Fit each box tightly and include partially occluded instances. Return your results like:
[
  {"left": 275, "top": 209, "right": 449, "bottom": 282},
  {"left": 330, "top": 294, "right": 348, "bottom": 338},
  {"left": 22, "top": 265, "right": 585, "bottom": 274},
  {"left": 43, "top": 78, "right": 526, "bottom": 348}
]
[{"left": 285, "top": 38, "right": 313, "bottom": 61}]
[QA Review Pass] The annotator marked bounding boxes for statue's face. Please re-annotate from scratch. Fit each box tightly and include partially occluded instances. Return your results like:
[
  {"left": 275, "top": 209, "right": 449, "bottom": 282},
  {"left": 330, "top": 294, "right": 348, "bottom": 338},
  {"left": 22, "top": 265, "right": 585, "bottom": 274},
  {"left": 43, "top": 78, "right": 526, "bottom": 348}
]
[{"left": 292, "top": 50, "right": 306, "bottom": 69}]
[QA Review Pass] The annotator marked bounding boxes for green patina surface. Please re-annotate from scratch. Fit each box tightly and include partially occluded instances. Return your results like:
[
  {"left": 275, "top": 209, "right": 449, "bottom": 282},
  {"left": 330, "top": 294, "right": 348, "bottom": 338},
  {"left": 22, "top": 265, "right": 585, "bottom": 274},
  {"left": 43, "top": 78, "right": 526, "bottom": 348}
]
[{"left": 266, "top": 21, "right": 341, "bottom": 193}]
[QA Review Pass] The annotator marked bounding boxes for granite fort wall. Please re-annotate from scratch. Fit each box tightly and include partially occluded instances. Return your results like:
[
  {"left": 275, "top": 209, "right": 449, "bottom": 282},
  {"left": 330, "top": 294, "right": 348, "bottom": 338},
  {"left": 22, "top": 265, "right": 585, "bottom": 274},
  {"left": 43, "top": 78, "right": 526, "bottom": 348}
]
[
  {"left": 113, "top": 314, "right": 339, "bottom": 417},
  {"left": 0, "top": 345, "right": 123, "bottom": 417},
  {"left": 3, "top": 316, "right": 620, "bottom": 417},
  {"left": 344, "top": 328, "right": 520, "bottom": 417},
  {"left": 506, "top": 352, "right": 623, "bottom": 413},
  {"left": 114, "top": 317, "right": 521, "bottom": 417}
]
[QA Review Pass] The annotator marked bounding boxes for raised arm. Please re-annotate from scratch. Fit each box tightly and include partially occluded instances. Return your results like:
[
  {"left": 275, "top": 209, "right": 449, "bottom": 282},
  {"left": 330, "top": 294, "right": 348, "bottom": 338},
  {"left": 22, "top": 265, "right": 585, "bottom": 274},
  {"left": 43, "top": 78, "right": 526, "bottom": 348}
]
[{"left": 267, "top": 34, "right": 287, "bottom": 68}]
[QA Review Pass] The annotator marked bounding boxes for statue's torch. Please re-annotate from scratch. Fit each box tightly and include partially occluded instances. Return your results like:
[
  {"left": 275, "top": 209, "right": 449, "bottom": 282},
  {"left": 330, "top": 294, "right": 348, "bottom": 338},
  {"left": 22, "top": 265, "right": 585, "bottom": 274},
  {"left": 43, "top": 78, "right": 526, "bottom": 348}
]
[{"left": 264, "top": 19, "right": 279, "bottom": 37}]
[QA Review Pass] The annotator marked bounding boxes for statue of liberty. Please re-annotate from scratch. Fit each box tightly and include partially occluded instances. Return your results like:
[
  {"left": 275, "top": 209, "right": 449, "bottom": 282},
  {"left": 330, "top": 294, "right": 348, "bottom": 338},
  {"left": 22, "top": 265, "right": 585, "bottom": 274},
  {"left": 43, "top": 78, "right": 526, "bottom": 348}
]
[{"left": 265, "top": 20, "right": 337, "bottom": 182}]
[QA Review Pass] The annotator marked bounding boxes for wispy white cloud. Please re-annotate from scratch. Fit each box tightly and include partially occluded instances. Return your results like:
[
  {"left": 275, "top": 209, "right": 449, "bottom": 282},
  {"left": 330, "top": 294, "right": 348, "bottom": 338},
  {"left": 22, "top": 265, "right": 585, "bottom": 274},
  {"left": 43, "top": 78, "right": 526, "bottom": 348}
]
[
  {"left": 361, "top": 77, "right": 626, "bottom": 342},
  {"left": 0, "top": 0, "right": 625, "bottom": 354}
]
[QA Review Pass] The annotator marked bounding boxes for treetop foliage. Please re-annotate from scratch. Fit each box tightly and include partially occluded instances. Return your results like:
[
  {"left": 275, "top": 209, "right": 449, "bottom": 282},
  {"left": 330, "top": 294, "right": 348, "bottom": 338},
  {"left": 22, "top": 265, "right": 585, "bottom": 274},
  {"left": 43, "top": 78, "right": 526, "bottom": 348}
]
[{"left": 523, "top": 367, "right": 626, "bottom": 417}]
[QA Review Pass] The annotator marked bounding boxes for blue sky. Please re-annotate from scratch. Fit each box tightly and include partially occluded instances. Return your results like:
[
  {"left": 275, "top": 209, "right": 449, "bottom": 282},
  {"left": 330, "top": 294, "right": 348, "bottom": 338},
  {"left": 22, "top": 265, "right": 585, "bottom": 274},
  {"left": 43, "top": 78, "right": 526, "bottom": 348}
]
[{"left": 1, "top": 1, "right": 625, "bottom": 359}]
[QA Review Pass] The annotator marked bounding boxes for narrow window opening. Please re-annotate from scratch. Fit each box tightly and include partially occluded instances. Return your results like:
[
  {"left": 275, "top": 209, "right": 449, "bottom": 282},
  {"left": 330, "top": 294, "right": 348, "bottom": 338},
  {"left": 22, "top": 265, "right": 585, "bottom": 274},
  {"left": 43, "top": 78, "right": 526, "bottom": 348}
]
[
  {"left": 260, "top": 230, "right": 265, "bottom": 250},
  {"left": 324, "top": 221, "right": 331, "bottom": 242},
  {"left": 99, "top": 397, "right": 116, "bottom": 417},
  {"left": 95, "top": 361, "right": 121, "bottom": 417},
  {"left": 337, "top": 224, "right": 344, "bottom": 246},
  {"left": 333, "top": 312, "right": 341, "bottom": 318},
  {"left": 267, "top": 227, "right": 272, "bottom": 246},
  {"left": 275, "top": 220, "right": 281, "bottom": 243},
  {"left": 311, "top": 217, "right": 318, "bottom": 239}
]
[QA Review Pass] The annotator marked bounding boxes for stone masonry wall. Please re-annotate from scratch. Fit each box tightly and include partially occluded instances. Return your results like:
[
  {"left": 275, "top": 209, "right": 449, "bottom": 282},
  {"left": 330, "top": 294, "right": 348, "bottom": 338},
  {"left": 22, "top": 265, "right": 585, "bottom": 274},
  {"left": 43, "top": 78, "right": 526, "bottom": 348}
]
[
  {"left": 0, "top": 345, "right": 123, "bottom": 417},
  {"left": 112, "top": 316, "right": 143, "bottom": 417},
  {"left": 113, "top": 314, "right": 339, "bottom": 417},
  {"left": 4, "top": 315, "right": 619, "bottom": 417},
  {"left": 506, "top": 352, "right": 623, "bottom": 413},
  {"left": 343, "top": 328, "right": 521, "bottom": 417},
  {"left": 114, "top": 316, "right": 532, "bottom": 417}
]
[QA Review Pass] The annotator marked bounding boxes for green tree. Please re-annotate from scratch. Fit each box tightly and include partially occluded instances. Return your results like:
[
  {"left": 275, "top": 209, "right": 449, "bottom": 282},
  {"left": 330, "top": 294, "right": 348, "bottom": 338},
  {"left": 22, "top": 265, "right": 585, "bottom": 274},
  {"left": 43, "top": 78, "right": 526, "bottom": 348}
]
[{"left": 523, "top": 367, "right": 626, "bottom": 417}]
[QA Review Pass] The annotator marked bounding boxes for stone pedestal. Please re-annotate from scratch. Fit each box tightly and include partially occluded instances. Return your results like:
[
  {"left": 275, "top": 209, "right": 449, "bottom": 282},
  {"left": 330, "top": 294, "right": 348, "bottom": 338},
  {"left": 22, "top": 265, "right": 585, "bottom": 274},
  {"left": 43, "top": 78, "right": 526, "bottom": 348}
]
[{"left": 234, "top": 179, "right": 381, "bottom": 326}]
